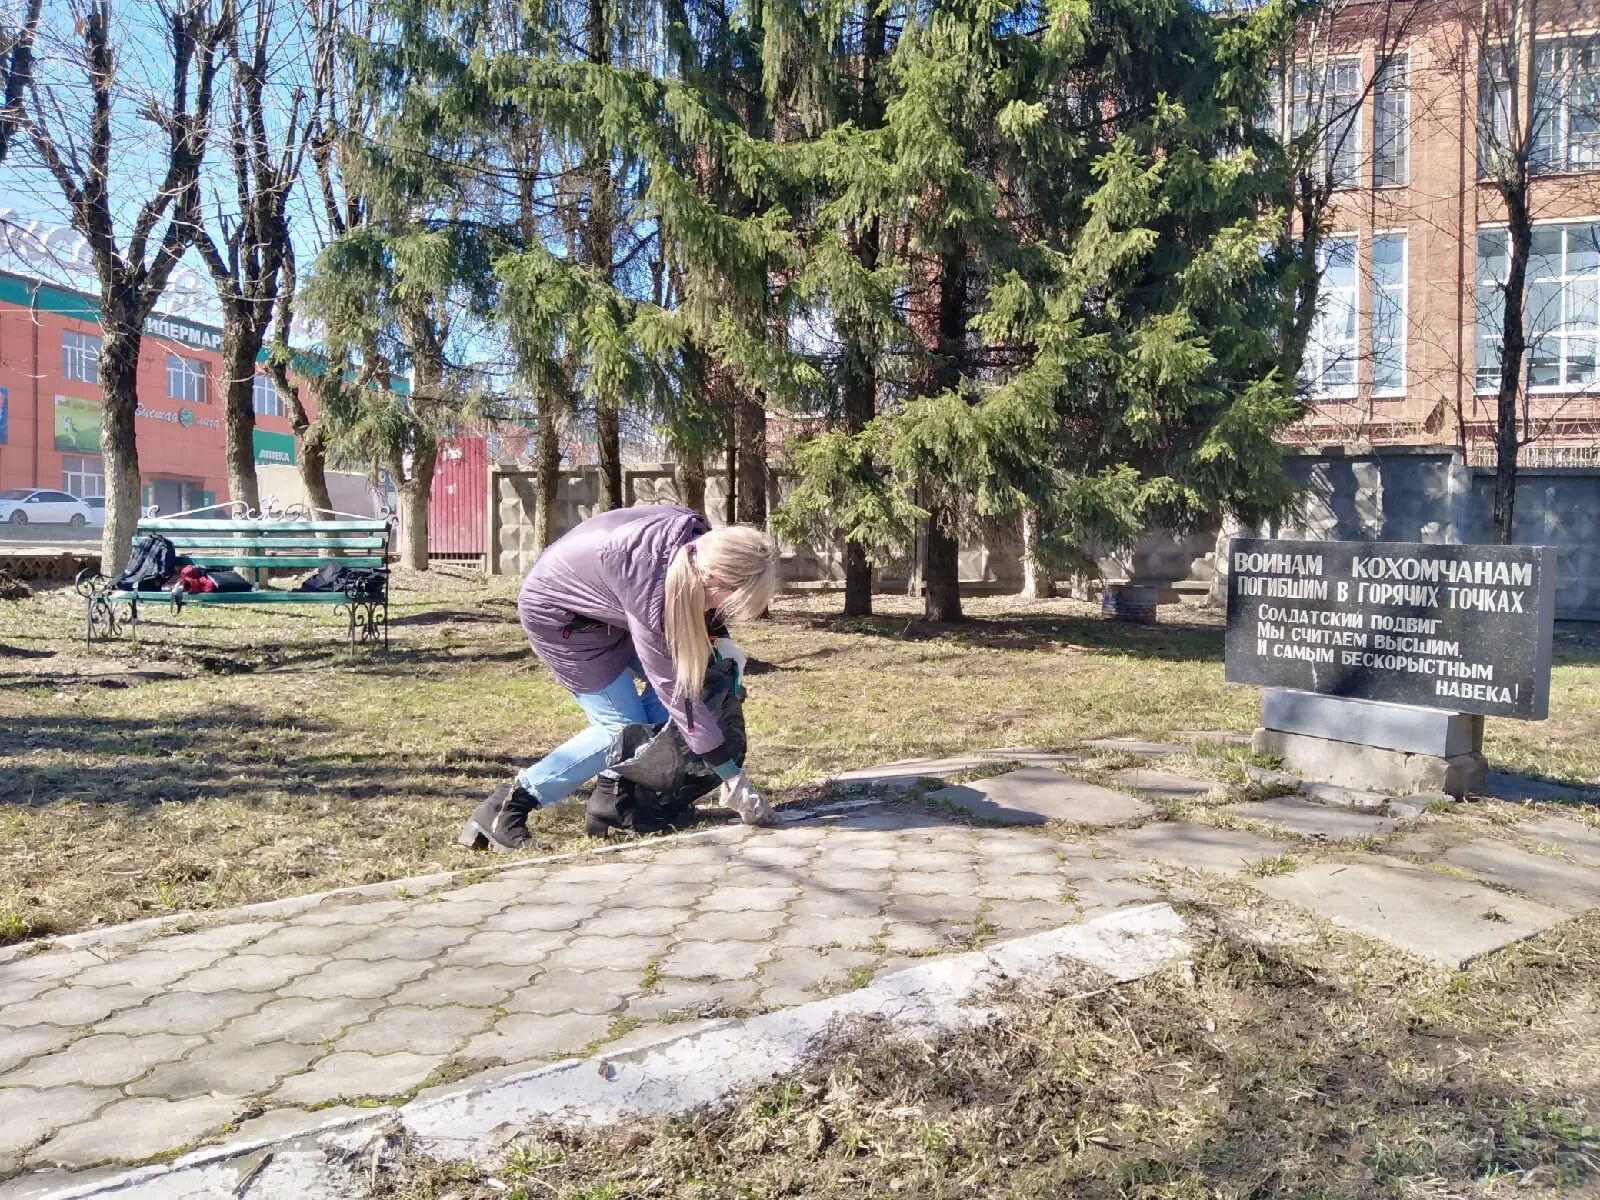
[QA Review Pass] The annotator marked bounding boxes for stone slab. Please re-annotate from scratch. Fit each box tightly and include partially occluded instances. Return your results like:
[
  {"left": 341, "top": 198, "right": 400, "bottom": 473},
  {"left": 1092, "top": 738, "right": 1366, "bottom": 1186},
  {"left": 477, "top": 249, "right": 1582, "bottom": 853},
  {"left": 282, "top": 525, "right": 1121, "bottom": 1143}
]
[
  {"left": 1175, "top": 730, "right": 1253, "bottom": 747},
  {"left": 1299, "top": 781, "right": 1390, "bottom": 812},
  {"left": 1443, "top": 840, "right": 1600, "bottom": 912},
  {"left": 1084, "top": 738, "right": 1184, "bottom": 757},
  {"left": 1111, "top": 768, "right": 1215, "bottom": 802},
  {"left": 1255, "top": 859, "right": 1567, "bottom": 967},
  {"left": 833, "top": 756, "right": 999, "bottom": 789},
  {"left": 1261, "top": 690, "right": 1483, "bottom": 757},
  {"left": 1519, "top": 816, "right": 1600, "bottom": 866},
  {"left": 1099, "top": 822, "right": 1291, "bottom": 877},
  {"left": 1254, "top": 727, "right": 1487, "bottom": 798},
  {"left": 974, "top": 748, "right": 1080, "bottom": 767},
  {"left": 1482, "top": 773, "right": 1595, "bottom": 803},
  {"left": 1230, "top": 797, "right": 1405, "bottom": 841},
  {"left": 925, "top": 768, "right": 1153, "bottom": 827}
]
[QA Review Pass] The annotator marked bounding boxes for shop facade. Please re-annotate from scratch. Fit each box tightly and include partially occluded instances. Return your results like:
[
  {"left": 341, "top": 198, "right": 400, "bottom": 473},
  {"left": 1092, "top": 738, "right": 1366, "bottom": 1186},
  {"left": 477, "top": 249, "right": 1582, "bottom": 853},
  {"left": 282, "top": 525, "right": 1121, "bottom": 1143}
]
[{"left": 0, "top": 270, "right": 302, "bottom": 512}]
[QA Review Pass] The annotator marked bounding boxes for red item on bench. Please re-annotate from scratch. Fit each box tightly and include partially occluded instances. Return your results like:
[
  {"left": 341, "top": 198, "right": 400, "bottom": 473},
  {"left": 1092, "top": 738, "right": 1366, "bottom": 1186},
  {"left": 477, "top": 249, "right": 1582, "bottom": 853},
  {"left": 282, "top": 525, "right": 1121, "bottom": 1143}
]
[{"left": 177, "top": 565, "right": 217, "bottom": 594}]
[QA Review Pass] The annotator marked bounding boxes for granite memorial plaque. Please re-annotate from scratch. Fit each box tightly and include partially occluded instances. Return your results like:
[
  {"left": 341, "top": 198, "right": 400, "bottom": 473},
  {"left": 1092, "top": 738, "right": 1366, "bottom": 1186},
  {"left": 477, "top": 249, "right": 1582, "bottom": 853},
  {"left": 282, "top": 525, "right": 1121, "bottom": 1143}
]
[{"left": 1225, "top": 538, "right": 1555, "bottom": 720}]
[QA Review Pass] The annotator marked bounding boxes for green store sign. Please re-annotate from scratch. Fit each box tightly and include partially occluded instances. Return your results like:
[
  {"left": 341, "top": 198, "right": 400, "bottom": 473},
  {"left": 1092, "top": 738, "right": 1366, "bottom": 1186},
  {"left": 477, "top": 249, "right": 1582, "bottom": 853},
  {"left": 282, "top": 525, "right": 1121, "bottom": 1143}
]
[{"left": 252, "top": 429, "right": 296, "bottom": 466}]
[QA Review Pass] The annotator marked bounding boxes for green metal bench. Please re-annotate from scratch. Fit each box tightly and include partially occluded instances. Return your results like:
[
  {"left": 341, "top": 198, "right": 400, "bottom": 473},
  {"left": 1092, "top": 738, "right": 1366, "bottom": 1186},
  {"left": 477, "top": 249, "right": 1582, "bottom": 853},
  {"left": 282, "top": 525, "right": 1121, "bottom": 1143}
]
[{"left": 74, "top": 501, "right": 392, "bottom": 652}]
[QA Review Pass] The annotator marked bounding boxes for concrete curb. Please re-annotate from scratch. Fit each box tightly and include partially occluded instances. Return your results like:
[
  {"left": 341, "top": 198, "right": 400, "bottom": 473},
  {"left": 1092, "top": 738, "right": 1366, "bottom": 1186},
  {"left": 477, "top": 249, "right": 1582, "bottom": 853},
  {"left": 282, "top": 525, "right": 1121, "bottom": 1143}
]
[{"left": 52, "top": 905, "right": 1191, "bottom": 1200}]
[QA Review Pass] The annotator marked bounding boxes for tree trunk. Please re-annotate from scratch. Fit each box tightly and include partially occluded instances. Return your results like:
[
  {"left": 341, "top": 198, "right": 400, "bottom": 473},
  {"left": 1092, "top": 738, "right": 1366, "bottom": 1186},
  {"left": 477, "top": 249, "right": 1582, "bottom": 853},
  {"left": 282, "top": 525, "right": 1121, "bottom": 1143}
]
[
  {"left": 723, "top": 433, "right": 737, "bottom": 526},
  {"left": 922, "top": 242, "right": 967, "bottom": 623},
  {"left": 534, "top": 390, "right": 561, "bottom": 552},
  {"left": 596, "top": 400, "right": 623, "bottom": 511},
  {"left": 583, "top": 0, "right": 620, "bottom": 513},
  {"left": 840, "top": 220, "right": 880, "bottom": 616},
  {"left": 734, "top": 394, "right": 766, "bottom": 525},
  {"left": 1020, "top": 506, "right": 1053, "bottom": 599},
  {"left": 298, "top": 427, "right": 335, "bottom": 513},
  {"left": 1492, "top": 192, "right": 1532, "bottom": 545},
  {"left": 97, "top": 326, "right": 142, "bottom": 575},
  {"left": 220, "top": 321, "right": 262, "bottom": 513},
  {"left": 838, "top": 10, "right": 887, "bottom": 618},
  {"left": 398, "top": 436, "right": 437, "bottom": 570},
  {"left": 280, "top": 371, "right": 334, "bottom": 512},
  {"left": 924, "top": 507, "right": 962, "bottom": 622},
  {"left": 675, "top": 451, "right": 706, "bottom": 514},
  {"left": 843, "top": 543, "right": 872, "bottom": 616}
]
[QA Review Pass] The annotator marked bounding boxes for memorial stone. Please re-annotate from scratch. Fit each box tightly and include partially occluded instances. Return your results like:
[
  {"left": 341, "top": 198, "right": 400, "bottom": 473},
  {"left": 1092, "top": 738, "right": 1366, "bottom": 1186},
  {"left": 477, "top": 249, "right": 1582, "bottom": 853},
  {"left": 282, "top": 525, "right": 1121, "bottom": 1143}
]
[{"left": 1224, "top": 538, "right": 1555, "bottom": 796}]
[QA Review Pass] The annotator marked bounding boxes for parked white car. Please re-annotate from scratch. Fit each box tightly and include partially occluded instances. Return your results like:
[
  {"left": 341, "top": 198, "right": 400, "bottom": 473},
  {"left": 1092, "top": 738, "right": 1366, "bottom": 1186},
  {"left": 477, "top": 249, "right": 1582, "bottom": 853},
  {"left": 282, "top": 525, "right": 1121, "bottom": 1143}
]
[{"left": 0, "top": 488, "right": 98, "bottom": 526}]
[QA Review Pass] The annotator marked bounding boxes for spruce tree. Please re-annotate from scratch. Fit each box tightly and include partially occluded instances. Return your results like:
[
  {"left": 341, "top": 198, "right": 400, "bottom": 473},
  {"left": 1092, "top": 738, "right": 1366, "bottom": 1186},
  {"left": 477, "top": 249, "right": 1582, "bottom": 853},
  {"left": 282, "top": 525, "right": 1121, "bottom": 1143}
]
[
  {"left": 779, "top": 0, "right": 1296, "bottom": 621},
  {"left": 476, "top": 0, "right": 807, "bottom": 522}
]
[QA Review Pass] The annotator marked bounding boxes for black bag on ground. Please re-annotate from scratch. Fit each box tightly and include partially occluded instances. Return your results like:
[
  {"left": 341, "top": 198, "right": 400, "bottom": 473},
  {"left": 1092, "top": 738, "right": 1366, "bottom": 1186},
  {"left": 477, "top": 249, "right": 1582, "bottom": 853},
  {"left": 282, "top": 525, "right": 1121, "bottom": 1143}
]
[
  {"left": 587, "top": 657, "right": 747, "bottom": 836},
  {"left": 113, "top": 535, "right": 178, "bottom": 592}
]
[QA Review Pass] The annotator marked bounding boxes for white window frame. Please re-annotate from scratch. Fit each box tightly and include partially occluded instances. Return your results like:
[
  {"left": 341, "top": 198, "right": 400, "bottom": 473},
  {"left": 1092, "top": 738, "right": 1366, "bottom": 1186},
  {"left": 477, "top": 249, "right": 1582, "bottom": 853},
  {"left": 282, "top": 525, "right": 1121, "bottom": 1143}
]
[
  {"left": 1475, "top": 218, "right": 1600, "bottom": 395},
  {"left": 166, "top": 353, "right": 207, "bottom": 404},
  {"left": 61, "top": 330, "right": 101, "bottom": 385},
  {"left": 1304, "top": 233, "right": 1361, "bottom": 401},
  {"left": 61, "top": 453, "right": 104, "bottom": 498},
  {"left": 1531, "top": 34, "right": 1600, "bottom": 175},
  {"left": 1292, "top": 58, "right": 1363, "bottom": 190},
  {"left": 1370, "top": 232, "right": 1408, "bottom": 397},
  {"left": 1482, "top": 34, "right": 1600, "bottom": 177},
  {"left": 252, "top": 373, "right": 282, "bottom": 418},
  {"left": 1372, "top": 53, "right": 1410, "bottom": 187}
]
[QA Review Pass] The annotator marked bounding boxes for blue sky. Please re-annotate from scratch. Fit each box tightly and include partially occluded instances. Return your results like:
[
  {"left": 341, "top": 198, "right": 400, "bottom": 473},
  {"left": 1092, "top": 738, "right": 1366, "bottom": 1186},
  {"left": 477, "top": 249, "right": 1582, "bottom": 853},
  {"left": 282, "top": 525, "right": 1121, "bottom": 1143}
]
[{"left": 0, "top": 0, "right": 325, "bottom": 333}]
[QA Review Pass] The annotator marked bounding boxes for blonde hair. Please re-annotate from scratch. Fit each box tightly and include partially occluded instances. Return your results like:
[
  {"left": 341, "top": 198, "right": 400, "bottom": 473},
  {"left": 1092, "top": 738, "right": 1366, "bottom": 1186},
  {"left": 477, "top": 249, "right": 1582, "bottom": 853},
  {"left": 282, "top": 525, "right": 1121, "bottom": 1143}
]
[{"left": 664, "top": 525, "right": 779, "bottom": 704}]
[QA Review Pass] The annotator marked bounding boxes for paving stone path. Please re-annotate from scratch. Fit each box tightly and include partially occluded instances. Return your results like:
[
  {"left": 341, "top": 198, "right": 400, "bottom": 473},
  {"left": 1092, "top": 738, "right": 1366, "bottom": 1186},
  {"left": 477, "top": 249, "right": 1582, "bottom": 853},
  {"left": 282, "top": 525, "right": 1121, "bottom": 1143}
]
[{"left": 3, "top": 746, "right": 1599, "bottom": 1198}]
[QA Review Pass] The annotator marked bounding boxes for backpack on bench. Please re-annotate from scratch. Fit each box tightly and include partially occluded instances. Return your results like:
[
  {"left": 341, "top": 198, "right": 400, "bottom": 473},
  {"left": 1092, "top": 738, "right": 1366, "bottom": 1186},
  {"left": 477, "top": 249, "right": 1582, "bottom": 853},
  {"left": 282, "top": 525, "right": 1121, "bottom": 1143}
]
[{"left": 113, "top": 535, "right": 178, "bottom": 592}]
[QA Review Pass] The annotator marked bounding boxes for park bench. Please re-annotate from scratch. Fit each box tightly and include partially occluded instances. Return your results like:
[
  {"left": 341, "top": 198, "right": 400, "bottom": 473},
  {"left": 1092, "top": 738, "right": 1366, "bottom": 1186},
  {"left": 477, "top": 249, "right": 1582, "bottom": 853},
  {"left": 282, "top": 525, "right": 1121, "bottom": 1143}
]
[{"left": 74, "top": 501, "right": 392, "bottom": 652}]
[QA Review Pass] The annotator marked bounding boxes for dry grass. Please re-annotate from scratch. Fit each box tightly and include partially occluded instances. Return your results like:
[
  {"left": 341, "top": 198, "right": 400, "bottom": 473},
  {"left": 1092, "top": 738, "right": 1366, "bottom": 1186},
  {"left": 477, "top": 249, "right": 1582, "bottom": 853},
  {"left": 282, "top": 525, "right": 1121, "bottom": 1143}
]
[
  {"left": 3, "top": 572, "right": 1599, "bottom": 944},
  {"left": 366, "top": 905, "right": 1600, "bottom": 1200}
]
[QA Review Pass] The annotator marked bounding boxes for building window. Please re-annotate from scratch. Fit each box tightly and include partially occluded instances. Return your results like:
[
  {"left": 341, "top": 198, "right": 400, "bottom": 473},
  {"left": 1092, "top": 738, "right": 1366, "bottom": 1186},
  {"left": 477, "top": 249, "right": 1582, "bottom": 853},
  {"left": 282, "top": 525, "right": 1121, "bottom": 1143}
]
[
  {"left": 1373, "top": 55, "right": 1409, "bottom": 186},
  {"left": 1482, "top": 35, "right": 1600, "bottom": 177},
  {"left": 1304, "top": 235, "right": 1359, "bottom": 398},
  {"left": 1533, "top": 35, "right": 1599, "bottom": 174},
  {"left": 166, "top": 354, "right": 207, "bottom": 404},
  {"left": 1292, "top": 59, "right": 1362, "bottom": 189},
  {"left": 1371, "top": 234, "right": 1407, "bottom": 395},
  {"left": 252, "top": 373, "right": 282, "bottom": 418},
  {"left": 1476, "top": 222, "right": 1600, "bottom": 393},
  {"left": 61, "top": 454, "right": 104, "bottom": 498},
  {"left": 62, "top": 330, "right": 101, "bottom": 384}
]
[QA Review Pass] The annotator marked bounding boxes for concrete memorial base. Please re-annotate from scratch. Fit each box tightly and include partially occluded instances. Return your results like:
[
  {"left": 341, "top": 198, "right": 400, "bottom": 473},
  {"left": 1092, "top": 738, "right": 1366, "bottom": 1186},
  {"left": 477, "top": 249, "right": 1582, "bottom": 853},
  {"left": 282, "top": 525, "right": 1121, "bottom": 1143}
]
[{"left": 1252, "top": 690, "right": 1487, "bottom": 798}]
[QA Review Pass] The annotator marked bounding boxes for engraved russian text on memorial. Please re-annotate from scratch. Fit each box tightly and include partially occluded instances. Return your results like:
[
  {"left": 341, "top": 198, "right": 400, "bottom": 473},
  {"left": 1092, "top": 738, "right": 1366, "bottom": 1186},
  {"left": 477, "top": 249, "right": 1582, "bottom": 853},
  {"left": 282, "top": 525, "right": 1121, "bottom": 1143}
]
[{"left": 1225, "top": 539, "right": 1555, "bottom": 719}]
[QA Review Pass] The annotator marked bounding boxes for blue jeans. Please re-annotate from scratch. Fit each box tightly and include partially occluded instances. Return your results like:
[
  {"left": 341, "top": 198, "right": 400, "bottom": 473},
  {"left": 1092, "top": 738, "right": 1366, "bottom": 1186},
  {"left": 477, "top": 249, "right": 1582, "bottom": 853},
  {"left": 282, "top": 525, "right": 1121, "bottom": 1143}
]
[{"left": 516, "top": 659, "right": 668, "bottom": 805}]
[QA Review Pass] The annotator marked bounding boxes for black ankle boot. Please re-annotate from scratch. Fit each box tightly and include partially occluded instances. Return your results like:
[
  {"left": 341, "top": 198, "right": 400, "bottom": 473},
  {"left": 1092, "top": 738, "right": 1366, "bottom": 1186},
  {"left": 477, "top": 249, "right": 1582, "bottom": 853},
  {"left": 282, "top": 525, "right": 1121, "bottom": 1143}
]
[
  {"left": 584, "top": 775, "right": 627, "bottom": 838},
  {"left": 457, "top": 780, "right": 539, "bottom": 852}
]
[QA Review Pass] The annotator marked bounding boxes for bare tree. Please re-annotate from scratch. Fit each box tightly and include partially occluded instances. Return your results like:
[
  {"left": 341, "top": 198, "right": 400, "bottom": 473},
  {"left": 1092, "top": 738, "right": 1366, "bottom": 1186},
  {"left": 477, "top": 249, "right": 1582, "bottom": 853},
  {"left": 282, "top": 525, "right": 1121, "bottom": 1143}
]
[
  {"left": 1267, "top": 0, "right": 1422, "bottom": 392},
  {"left": 0, "top": 0, "right": 41, "bottom": 162},
  {"left": 14, "top": 0, "right": 231, "bottom": 570},
  {"left": 193, "top": 0, "right": 310, "bottom": 513},
  {"left": 1469, "top": 0, "right": 1600, "bottom": 540},
  {"left": 264, "top": 240, "right": 334, "bottom": 511}
]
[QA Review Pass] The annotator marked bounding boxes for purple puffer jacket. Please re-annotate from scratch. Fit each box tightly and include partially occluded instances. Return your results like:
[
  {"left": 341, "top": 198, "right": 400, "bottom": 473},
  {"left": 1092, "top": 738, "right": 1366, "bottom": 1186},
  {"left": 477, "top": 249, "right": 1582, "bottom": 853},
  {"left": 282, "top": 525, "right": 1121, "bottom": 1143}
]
[{"left": 517, "top": 504, "right": 729, "bottom": 764}]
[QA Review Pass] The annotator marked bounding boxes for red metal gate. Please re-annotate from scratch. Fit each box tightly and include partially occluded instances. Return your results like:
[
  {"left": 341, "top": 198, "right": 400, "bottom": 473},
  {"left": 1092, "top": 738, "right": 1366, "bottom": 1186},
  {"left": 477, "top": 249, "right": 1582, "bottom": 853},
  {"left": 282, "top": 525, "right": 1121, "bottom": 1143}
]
[{"left": 428, "top": 436, "right": 487, "bottom": 559}]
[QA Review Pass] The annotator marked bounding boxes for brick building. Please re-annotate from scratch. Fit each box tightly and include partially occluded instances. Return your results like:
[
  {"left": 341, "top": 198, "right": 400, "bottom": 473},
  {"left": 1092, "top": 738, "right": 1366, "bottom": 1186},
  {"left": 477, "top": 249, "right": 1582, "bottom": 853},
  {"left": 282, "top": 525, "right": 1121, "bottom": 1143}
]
[
  {"left": 1273, "top": 1, "right": 1599, "bottom": 462},
  {"left": 0, "top": 269, "right": 310, "bottom": 512}
]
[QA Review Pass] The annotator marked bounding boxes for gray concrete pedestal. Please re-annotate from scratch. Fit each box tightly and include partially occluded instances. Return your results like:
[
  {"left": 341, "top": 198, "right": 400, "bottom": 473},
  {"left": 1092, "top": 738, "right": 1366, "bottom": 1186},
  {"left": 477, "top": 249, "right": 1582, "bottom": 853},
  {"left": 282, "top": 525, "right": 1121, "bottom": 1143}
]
[{"left": 1253, "top": 690, "right": 1486, "bottom": 798}]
